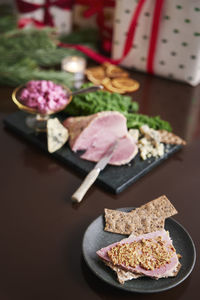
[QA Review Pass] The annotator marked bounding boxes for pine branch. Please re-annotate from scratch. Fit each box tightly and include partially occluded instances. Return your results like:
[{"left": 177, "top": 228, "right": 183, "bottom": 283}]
[
  {"left": 0, "top": 59, "right": 74, "bottom": 87},
  {"left": 0, "top": 6, "right": 100, "bottom": 87}
]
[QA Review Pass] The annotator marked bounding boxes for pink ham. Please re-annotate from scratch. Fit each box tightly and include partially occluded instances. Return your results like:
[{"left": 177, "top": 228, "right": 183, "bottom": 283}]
[
  {"left": 63, "top": 111, "right": 138, "bottom": 166},
  {"left": 96, "top": 230, "right": 180, "bottom": 279}
]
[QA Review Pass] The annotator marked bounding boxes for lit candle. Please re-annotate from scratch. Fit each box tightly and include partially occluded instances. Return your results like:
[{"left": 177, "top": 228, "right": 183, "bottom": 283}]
[
  {"left": 62, "top": 56, "right": 86, "bottom": 73},
  {"left": 62, "top": 56, "right": 86, "bottom": 88}
]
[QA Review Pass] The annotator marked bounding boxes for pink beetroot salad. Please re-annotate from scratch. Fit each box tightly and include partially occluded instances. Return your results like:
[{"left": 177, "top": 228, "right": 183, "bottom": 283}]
[{"left": 20, "top": 80, "right": 69, "bottom": 114}]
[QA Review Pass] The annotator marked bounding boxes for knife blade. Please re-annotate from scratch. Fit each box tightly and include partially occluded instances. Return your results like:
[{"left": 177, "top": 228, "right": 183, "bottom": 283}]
[
  {"left": 94, "top": 140, "right": 118, "bottom": 171},
  {"left": 71, "top": 141, "right": 118, "bottom": 203}
]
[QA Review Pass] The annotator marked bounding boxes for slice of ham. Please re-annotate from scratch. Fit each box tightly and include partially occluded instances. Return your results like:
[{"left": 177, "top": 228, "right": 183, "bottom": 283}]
[
  {"left": 97, "top": 230, "right": 180, "bottom": 280},
  {"left": 63, "top": 111, "right": 138, "bottom": 166}
]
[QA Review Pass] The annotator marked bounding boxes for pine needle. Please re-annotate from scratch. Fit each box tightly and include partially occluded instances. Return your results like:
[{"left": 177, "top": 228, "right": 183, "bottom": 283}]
[{"left": 0, "top": 7, "right": 98, "bottom": 88}]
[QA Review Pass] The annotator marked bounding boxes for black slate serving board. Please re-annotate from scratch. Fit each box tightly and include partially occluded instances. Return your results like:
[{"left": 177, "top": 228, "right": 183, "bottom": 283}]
[{"left": 4, "top": 111, "right": 182, "bottom": 194}]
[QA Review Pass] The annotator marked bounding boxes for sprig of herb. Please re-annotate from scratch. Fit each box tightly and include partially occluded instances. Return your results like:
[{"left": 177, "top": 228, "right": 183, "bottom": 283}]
[
  {"left": 65, "top": 83, "right": 172, "bottom": 131},
  {"left": 125, "top": 113, "right": 172, "bottom": 131},
  {"left": 65, "top": 83, "right": 139, "bottom": 115}
]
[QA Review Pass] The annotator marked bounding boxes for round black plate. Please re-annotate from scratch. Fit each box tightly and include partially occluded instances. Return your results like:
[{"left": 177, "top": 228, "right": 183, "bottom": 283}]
[{"left": 82, "top": 208, "right": 196, "bottom": 293}]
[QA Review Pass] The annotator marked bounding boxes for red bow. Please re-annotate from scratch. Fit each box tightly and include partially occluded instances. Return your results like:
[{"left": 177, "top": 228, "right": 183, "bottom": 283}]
[{"left": 16, "top": 0, "right": 73, "bottom": 27}]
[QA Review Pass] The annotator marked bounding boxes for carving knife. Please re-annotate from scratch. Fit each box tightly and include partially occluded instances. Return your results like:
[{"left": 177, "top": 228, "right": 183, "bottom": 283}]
[{"left": 72, "top": 141, "right": 118, "bottom": 203}]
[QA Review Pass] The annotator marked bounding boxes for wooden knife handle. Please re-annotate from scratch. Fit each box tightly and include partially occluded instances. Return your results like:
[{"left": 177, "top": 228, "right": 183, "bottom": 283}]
[{"left": 72, "top": 168, "right": 100, "bottom": 203}]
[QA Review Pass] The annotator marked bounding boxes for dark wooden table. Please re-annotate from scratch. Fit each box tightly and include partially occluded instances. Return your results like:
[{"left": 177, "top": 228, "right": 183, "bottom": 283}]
[{"left": 0, "top": 72, "right": 199, "bottom": 300}]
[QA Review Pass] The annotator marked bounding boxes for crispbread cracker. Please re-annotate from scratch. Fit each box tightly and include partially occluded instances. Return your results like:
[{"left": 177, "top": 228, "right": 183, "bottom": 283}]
[
  {"left": 102, "top": 260, "right": 181, "bottom": 284},
  {"left": 104, "top": 209, "right": 134, "bottom": 235},
  {"left": 104, "top": 208, "right": 164, "bottom": 236},
  {"left": 158, "top": 130, "right": 186, "bottom": 145},
  {"left": 104, "top": 195, "right": 177, "bottom": 235},
  {"left": 103, "top": 260, "right": 142, "bottom": 284},
  {"left": 137, "top": 195, "right": 178, "bottom": 219}
]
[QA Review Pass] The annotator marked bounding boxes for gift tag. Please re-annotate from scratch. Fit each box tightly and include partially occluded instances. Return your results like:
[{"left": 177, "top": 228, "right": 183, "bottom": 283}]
[{"left": 47, "top": 118, "right": 69, "bottom": 153}]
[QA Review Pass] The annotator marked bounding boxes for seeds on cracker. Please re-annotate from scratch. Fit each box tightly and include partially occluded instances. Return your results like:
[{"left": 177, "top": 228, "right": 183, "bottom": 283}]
[
  {"left": 107, "top": 237, "right": 175, "bottom": 270},
  {"left": 158, "top": 130, "right": 186, "bottom": 145},
  {"left": 104, "top": 260, "right": 142, "bottom": 284},
  {"left": 99, "top": 196, "right": 181, "bottom": 285},
  {"left": 137, "top": 195, "right": 178, "bottom": 219},
  {"left": 105, "top": 208, "right": 165, "bottom": 236},
  {"left": 97, "top": 229, "right": 181, "bottom": 284},
  {"left": 104, "top": 195, "right": 177, "bottom": 236}
]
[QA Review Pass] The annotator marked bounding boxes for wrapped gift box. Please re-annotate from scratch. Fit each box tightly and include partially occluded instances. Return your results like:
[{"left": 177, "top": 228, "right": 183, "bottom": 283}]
[
  {"left": 112, "top": 0, "right": 200, "bottom": 86},
  {"left": 16, "top": 0, "right": 72, "bottom": 34}
]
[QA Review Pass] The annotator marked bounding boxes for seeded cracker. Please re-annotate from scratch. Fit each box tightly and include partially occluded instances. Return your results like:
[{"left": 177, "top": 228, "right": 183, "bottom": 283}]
[
  {"left": 158, "top": 130, "right": 186, "bottom": 145},
  {"left": 104, "top": 195, "right": 177, "bottom": 235},
  {"left": 97, "top": 231, "right": 181, "bottom": 284},
  {"left": 103, "top": 260, "right": 143, "bottom": 284},
  {"left": 137, "top": 195, "right": 178, "bottom": 219},
  {"left": 103, "top": 260, "right": 181, "bottom": 284}
]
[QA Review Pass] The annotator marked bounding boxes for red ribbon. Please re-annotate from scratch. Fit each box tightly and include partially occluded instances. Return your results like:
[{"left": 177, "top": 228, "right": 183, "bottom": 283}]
[
  {"left": 16, "top": 0, "right": 73, "bottom": 27},
  {"left": 59, "top": 42, "right": 116, "bottom": 64},
  {"left": 59, "top": 0, "right": 146, "bottom": 64},
  {"left": 75, "top": 0, "right": 115, "bottom": 52},
  {"left": 17, "top": 0, "right": 164, "bottom": 74},
  {"left": 147, "top": 0, "right": 165, "bottom": 73},
  {"left": 60, "top": 0, "right": 164, "bottom": 74},
  {"left": 116, "top": 0, "right": 146, "bottom": 62}
]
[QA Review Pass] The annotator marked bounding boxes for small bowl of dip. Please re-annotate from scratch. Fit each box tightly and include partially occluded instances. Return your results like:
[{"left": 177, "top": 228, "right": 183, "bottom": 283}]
[{"left": 12, "top": 80, "right": 72, "bottom": 131}]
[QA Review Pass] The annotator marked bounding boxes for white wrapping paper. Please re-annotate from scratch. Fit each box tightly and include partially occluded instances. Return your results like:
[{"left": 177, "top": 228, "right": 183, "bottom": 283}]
[{"left": 112, "top": 0, "right": 200, "bottom": 86}]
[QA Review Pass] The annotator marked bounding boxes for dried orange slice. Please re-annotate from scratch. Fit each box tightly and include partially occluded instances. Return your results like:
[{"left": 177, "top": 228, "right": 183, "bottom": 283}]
[
  {"left": 86, "top": 73, "right": 103, "bottom": 85},
  {"left": 85, "top": 66, "right": 105, "bottom": 77},
  {"left": 105, "top": 64, "right": 129, "bottom": 78},
  {"left": 112, "top": 78, "right": 140, "bottom": 92},
  {"left": 102, "top": 78, "right": 126, "bottom": 94},
  {"left": 86, "top": 64, "right": 140, "bottom": 94},
  {"left": 102, "top": 62, "right": 112, "bottom": 69},
  {"left": 85, "top": 66, "right": 106, "bottom": 84}
]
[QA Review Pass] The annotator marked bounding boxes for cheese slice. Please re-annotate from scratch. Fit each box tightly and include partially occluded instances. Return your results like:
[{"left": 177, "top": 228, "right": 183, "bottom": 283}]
[
  {"left": 47, "top": 118, "right": 69, "bottom": 153},
  {"left": 128, "top": 129, "right": 139, "bottom": 142}
]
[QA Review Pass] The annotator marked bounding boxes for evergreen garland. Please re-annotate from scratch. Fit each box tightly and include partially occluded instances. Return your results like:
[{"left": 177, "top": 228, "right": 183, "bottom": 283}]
[
  {"left": 0, "top": 5, "right": 99, "bottom": 87},
  {"left": 0, "top": 4, "right": 17, "bottom": 34}
]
